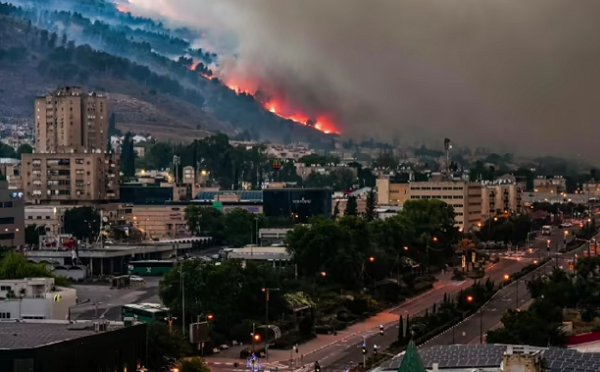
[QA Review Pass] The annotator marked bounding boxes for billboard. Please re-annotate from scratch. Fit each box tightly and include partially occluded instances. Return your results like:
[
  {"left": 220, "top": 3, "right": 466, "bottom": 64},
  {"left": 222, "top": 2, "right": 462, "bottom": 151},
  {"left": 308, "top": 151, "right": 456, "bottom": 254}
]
[{"left": 39, "top": 234, "right": 78, "bottom": 250}]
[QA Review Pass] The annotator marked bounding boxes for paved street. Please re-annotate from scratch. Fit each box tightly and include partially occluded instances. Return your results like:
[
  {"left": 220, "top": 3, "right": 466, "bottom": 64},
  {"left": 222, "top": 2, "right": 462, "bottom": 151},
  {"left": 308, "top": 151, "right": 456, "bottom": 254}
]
[
  {"left": 70, "top": 277, "right": 162, "bottom": 320},
  {"left": 425, "top": 236, "right": 594, "bottom": 347},
  {"left": 287, "top": 227, "right": 577, "bottom": 371}
]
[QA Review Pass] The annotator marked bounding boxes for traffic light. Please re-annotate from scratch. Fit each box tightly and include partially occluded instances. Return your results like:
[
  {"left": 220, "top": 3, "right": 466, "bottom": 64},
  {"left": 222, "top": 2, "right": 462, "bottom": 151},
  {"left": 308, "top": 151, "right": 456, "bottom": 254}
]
[
  {"left": 379, "top": 324, "right": 384, "bottom": 336},
  {"left": 373, "top": 345, "right": 378, "bottom": 356},
  {"left": 361, "top": 343, "right": 367, "bottom": 355}
]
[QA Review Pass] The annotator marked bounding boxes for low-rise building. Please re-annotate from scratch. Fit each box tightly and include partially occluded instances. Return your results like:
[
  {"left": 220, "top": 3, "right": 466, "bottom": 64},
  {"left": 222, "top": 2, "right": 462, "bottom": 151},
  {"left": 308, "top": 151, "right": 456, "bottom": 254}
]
[
  {"left": 258, "top": 228, "right": 292, "bottom": 246},
  {"left": 0, "top": 277, "right": 76, "bottom": 320},
  {"left": 533, "top": 175, "right": 566, "bottom": 194},
  {"left": 376, "top": 178, "right": 410, "bottom": 206}
]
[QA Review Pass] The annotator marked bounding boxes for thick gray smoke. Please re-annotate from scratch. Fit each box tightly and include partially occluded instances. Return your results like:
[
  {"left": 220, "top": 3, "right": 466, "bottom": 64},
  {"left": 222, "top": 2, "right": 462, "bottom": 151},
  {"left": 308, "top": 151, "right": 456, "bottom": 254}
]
[{"left": 129, "top": 0, "right": 600, "bottom": 158}]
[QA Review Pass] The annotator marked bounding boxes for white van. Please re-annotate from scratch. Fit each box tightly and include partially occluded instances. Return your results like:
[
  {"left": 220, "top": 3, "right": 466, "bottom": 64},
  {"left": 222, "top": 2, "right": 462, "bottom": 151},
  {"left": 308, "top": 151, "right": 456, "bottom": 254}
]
[{"left": 542, "top": 225, "right": 552, "bottom": 236}]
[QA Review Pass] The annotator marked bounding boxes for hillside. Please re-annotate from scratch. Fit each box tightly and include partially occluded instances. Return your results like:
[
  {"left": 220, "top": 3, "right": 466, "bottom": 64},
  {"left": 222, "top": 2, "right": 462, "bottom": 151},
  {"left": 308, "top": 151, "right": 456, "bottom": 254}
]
[
  {"left": 0, "top": 15, "right": 225, "bottom": 140},
  {"left": 0, "top": 1, "right": 333, "bottom": 144}
]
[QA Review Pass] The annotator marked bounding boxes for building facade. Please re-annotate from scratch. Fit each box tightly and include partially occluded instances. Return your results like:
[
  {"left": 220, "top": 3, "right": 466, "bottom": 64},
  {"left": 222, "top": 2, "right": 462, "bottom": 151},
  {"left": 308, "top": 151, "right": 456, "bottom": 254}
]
[
  {"left": 376, "top": 178, "right": 410, "bottom": 206},
  {"left": 0, "top": 278, "right": 76, "bottom": 320},
  {"left": 533, "top": 175, "right": 566, "bottom": 194},
  {"left": 408, "top": 181, "right": 482, "bottom": 229},
  {"left": 263, "top": 188, "right": 332, "bottom": 223},
  {"left": 21, "top": 153, "right": 119, "bottom": 204},
  {"left": 34, "top": 87, "right": 107, "bottom": 154},
  {"left": 0, "top": 180, "right": 25, "bottom": 247},
  {"left": 481, "top": 177, "right": 524, "bottom": 221}
]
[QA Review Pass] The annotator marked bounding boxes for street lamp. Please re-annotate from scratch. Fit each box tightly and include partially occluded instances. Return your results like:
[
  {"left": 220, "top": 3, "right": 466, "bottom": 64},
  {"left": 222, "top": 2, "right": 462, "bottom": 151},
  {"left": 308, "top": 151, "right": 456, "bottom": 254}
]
[
  {"left": 503, "top": 274, "right": 509, "bottom": 281},
  {"left": 466, "top": 296, "right": 483, "bottom": 344},
  {"left": 369, "top": 256, "right": 375, "bottom": 262},
  {"left": 164, "top": 315, "right": 177, "bottom": 334}
]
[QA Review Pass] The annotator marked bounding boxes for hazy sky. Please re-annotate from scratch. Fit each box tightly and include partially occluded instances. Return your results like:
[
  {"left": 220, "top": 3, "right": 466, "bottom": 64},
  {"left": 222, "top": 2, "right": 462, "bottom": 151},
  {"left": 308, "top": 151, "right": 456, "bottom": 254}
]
[{"left": 128, "top": 0, "right": 600, "bottom": 158}]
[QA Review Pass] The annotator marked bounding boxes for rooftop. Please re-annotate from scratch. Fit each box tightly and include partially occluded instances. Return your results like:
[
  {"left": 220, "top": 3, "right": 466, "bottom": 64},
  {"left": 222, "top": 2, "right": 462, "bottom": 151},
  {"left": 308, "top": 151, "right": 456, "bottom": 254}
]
[
  {"left": 375, "top": 344, "right": 600, "bottom": 372},
  {"left": 0, "top": 320, "right": 127, "bottom": 349}
]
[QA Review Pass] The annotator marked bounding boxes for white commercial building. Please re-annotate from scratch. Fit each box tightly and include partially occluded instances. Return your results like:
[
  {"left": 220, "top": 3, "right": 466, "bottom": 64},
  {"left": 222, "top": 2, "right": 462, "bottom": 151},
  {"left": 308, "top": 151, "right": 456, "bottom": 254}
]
[{"left": 0, "top": 277, "right": 76, "bottom": 320}]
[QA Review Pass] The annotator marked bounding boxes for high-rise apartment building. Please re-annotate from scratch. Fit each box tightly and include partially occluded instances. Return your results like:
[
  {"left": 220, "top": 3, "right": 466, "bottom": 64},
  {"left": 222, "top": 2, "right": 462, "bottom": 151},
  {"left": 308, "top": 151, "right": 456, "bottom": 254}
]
[
  {"left": 34, "top": 86, "right": 107, "bottom": 153},
  {"left": 22, "top": 87, "right": 119, "bottom": 204}
]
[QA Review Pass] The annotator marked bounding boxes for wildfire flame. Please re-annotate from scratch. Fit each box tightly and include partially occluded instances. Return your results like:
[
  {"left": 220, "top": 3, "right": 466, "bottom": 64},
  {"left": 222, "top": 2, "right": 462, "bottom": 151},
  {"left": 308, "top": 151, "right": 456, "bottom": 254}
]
[{"left": 192, "top": 62, "right": 339, "bottom": 134}]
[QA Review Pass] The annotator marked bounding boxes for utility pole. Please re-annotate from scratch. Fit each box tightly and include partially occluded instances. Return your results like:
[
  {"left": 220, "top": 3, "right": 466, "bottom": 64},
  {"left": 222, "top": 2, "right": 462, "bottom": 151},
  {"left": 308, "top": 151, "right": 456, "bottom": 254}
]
[
  {"left": 515, "top": 279, "right": 519, "bottom": 309},
  {"left": 263, "top": 287, "right": 280, "bottom": 361},
  {"left": 181, "top": 270, "right": 186, "bottom": 335}
]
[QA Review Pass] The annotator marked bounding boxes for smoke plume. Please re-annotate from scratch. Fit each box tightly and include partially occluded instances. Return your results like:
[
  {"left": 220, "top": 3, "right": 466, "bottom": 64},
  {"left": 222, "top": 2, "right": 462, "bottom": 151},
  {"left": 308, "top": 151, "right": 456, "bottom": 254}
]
[{"left": 129, "top": 0, "right": 600, "bottom": 159}]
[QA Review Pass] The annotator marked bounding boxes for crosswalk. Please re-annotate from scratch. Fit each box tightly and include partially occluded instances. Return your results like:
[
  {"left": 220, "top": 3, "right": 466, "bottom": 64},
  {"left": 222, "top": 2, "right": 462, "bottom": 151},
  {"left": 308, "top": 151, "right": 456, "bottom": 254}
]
[{"left": 222, "top": 362, "right": 290, "bottom": 372}]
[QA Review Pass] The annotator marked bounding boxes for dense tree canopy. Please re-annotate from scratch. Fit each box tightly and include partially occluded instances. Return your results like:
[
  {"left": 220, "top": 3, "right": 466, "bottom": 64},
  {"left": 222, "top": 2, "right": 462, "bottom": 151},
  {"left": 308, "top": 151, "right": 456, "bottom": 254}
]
[
  {"left": 286, "top": 199, "right": 459, "bottom": 290},
  {"left": 63, "top": 206, "right": 101, "bottom": 241}
]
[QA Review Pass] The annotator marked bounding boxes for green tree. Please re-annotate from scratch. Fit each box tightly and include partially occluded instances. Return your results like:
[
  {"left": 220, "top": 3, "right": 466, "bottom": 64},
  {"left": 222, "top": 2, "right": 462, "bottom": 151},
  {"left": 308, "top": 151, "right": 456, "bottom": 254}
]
[
  {"left": 16, "top": 144, "right": 33, "bottom": 158},
  {"left": 0, "top": 143, "right": 16, "bottom": 158},
  {"left": 147, "top": 322, "right": 191, "bottom": 370},
  {"left": 344, "top": 196, "right": 358, "bottom": 216},
  {"left": 63, "top": 207, "right": 100, "bottom": 241},
  {"left": 486, "top": 308, "right": 566, "bottom": 346},
  {"left": 180, "top": 357, "right": 211, "bottom": 372},
  {"left": 120, "top": 132, "right": 136, "bottom": 177},
  {"left": 159, "top": 259, "right": 285, "bottom": 337},
  {"left": 147, "top": 141, "right": 174, "bottom": 170},
  {"left": 24, "top": 224, "right": 44, "bottom": 246},
  {"left": 0, "top": 252, "right": 69, "bottom": 286},
  {"left": 107, "top": 113, "right": 121, "bottom": 136},
  {"left": 364, "top": 189, "right": 376, "bottom": 221}
]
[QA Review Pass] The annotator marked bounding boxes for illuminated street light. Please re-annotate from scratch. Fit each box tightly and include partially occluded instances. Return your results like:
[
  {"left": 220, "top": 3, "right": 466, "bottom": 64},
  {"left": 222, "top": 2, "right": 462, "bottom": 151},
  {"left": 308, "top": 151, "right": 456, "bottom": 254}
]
[
  {"left": 320, "top": 271, "right": 327, "bottom": 277},
  {"left": 467, "top": 295, "right": 474, "bottom": 303},
  {"left": 503, "top": 274, "right": 509, "bottom": 281},
  {"left": 403, "top": 246, "right": 408, "bottom": 251},
  {"left": 432, "top": 237, "right": 438, "bottom": 242},
  {"left": 369, "top": 256, "right": 375, "bottom": 262}
]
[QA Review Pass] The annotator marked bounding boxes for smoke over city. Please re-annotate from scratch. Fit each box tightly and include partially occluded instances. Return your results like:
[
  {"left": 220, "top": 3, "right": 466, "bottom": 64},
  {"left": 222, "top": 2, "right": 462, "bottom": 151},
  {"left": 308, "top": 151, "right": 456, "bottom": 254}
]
[{"left": 128, "top": 0, "right": 600, "bottom": 158}]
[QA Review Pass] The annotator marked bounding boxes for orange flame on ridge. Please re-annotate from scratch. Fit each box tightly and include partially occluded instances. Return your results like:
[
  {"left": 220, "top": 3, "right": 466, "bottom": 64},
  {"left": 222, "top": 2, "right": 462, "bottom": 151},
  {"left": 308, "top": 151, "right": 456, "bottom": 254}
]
[{"left": 194, "top": 63, "right": 339, "bottom": 134}]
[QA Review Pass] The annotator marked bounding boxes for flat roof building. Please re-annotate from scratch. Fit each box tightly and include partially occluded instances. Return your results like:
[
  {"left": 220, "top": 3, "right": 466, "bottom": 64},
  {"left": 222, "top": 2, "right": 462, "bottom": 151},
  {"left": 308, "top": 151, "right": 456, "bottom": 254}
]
[{"left": 0, "top": 320, "right": 147, "bottom": 372}]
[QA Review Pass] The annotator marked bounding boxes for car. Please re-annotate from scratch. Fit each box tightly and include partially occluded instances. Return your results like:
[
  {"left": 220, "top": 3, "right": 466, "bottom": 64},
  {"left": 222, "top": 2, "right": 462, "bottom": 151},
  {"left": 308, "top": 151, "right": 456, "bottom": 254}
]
[{"left": 129, "top": 275, "right": 144, "bottom": 282}]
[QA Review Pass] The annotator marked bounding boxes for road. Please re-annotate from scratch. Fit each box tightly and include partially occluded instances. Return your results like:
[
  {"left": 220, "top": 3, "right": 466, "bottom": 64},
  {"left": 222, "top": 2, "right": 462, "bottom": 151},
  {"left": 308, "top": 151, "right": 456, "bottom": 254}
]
[
  {"left": 298, "top": 227, "right": 576, "bottom": 372},
  {"left": 70, "top": 246, "right": 224, "bottom": 320},
  {"left": 425, "top": 237, "right": 593, "bottom": 347}
]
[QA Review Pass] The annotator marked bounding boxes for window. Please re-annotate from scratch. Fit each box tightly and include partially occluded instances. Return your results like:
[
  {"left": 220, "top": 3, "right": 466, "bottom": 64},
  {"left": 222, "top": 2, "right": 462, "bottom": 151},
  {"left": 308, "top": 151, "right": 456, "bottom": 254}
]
[
  {"left": 0, "top": 286, "right": 11, "bottom": 291},
  {"left": 1, "top": 201, "right": 13, "bottom": 208},
  {"left": 0, "top": 312, "right": 11, "bottom": 319},
  {"left": 0, "top": 233, "right": 13, "bottom": 241},
  {"left": 0, "top": 217, "right": 15, "bottom": 225}
]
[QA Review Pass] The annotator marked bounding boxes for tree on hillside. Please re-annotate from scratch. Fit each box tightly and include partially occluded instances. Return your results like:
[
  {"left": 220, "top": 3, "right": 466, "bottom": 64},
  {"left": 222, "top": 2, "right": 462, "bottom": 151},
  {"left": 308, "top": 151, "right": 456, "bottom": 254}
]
[{"left": 344, "top": 196, "right": 358, "bottom": 216}]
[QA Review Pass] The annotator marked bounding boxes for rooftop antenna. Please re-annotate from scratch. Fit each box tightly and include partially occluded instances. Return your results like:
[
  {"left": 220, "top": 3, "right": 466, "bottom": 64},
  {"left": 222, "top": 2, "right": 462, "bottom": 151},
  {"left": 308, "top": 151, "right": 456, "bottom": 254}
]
[{"left": 443, "top": 138, "right": 452, "bottom": 181}]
